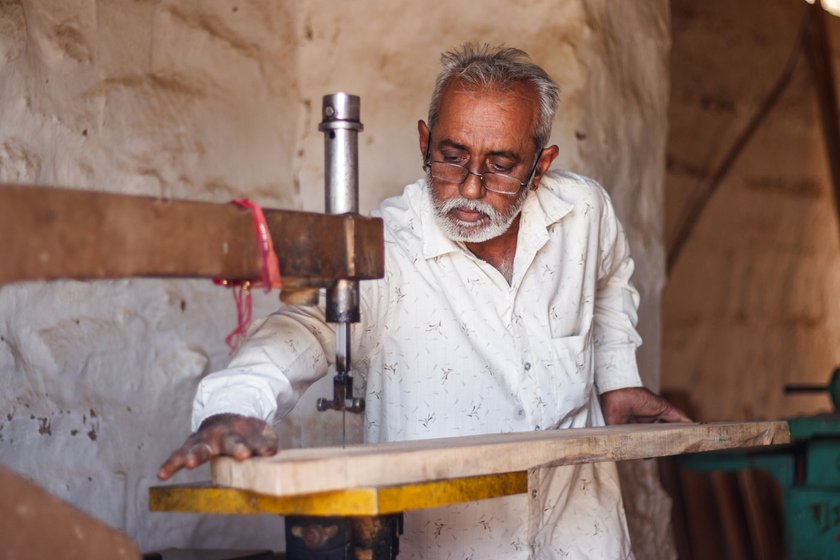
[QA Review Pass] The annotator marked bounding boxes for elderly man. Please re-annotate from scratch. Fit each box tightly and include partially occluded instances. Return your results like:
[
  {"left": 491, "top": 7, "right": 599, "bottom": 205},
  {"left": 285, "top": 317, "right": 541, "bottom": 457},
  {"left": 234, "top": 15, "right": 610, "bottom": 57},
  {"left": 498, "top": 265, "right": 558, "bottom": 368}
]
[{"left": 159, "top": 44, "right": 688, "bottom": 559}]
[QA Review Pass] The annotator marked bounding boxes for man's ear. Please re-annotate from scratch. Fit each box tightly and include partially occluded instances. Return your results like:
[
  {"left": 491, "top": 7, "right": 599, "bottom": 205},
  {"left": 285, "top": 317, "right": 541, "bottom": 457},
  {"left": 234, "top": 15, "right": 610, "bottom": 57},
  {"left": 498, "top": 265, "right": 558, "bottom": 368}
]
[
  {"left": 418, "top": 120, "right": 430, "bottom": 158},
  {"left": 531, "top": 145, "right": 560, "bottom": 189}
]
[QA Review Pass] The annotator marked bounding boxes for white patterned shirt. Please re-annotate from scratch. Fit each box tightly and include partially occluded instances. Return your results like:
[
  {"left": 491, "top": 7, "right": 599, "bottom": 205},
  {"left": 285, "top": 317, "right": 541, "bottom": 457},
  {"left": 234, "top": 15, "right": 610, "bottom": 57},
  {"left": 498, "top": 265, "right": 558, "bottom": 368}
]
[{"left": 194, "top": 170, "right": 642, "bottom": 559}]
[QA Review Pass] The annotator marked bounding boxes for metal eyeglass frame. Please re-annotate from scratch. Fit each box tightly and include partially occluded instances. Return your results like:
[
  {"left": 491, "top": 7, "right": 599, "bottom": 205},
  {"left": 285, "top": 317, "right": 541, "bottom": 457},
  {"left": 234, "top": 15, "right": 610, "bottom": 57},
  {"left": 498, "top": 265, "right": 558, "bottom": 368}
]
[{"left": 423, "top": 133, "right": 544, "bottom": 196}]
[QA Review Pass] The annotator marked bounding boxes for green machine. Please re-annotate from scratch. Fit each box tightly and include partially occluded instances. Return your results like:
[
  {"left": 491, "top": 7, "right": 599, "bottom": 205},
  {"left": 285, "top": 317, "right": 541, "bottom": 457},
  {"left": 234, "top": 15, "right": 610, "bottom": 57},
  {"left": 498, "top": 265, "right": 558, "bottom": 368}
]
[{"left": 682, "top": 368, "right": 840, "bottom": 559}]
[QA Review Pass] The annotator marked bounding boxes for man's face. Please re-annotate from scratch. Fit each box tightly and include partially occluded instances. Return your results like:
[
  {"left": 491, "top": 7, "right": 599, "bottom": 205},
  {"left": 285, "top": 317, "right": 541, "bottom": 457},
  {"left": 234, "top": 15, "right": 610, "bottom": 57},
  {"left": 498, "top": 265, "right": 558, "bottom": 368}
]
[{"left": 422, "top": 83, "right": 540, "bottom": 243}]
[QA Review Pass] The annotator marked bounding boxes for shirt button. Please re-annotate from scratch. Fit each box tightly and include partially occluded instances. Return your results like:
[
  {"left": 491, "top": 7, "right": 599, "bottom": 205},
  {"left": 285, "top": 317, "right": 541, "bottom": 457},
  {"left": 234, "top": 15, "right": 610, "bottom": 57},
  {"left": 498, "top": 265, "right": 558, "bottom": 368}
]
[
  {"left": 524, "top": 362, "right": 532, "bottom": 371},
  {"left": 517, "top": 408, "right": 525, "bottom": 417}
]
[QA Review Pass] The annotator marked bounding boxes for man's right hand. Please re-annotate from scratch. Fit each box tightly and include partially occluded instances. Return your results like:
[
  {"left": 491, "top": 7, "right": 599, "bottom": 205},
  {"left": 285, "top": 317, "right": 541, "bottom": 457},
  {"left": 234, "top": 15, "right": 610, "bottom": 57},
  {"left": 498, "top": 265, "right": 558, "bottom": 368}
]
[{"left": 156, "top": 413, "right": 279, "bottom": 481}]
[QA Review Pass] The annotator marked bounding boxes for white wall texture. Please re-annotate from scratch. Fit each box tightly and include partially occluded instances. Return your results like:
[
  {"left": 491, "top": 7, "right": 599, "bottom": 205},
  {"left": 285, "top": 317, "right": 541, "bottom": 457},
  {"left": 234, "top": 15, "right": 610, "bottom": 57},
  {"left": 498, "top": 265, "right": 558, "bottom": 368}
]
[{"left": 0, "top": 0, "right": 672, "bottom": 556}]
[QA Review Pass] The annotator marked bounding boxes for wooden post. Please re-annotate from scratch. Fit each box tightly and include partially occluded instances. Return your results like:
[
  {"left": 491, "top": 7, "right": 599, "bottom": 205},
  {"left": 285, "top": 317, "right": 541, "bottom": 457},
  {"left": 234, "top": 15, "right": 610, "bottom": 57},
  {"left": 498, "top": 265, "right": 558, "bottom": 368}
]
[{"left": 806, "top": 1, "right": 840, "bottom": 241}]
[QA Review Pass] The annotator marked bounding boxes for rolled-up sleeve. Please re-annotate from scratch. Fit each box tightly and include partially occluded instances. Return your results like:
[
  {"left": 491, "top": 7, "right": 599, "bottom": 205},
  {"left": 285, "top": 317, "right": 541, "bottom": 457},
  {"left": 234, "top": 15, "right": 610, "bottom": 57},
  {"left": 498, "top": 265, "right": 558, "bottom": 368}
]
[{"left": 592, "top": 189, "right": 644, "bottom": 394}]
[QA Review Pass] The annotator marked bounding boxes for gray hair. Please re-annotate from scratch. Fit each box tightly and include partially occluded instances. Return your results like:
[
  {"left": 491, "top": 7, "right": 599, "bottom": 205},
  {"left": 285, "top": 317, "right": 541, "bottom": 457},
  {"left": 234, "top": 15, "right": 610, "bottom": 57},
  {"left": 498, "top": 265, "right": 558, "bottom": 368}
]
[{"left": 427, "top": 43, "right": 560, "bottom": 148}]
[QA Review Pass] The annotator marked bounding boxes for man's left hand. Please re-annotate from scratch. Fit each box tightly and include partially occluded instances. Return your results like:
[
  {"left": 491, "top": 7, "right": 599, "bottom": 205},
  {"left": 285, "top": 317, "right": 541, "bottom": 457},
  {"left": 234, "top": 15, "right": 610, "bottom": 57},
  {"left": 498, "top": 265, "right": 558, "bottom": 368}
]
[{"left": 599, "top": 387, "right": 692, "bottom": 425}]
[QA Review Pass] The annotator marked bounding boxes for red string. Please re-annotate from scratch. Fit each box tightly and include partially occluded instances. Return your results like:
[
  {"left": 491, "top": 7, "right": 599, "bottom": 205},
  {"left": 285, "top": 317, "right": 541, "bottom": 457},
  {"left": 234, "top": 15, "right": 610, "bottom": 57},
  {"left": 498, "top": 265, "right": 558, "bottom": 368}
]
[
  {"left": 233, "top": 198, "right": 282, "bottom": 292},
  {"left": 215, "top": 199, "right": 282, "bottom": 353}
]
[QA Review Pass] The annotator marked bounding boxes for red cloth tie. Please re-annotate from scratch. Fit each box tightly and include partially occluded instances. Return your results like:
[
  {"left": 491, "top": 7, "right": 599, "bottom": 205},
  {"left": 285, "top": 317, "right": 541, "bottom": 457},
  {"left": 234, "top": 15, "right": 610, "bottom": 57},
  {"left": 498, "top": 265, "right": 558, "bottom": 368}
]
[{"left": 214, "top": 199, "right": 282, "bottom": 353}]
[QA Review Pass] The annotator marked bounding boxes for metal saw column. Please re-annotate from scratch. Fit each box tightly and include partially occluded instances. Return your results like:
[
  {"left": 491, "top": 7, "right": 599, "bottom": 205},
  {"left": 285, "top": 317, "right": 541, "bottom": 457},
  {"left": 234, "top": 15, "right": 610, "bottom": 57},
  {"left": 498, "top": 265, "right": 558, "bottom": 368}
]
[{"left": 316, "top": 93, "right": 365, "bottom": 426}]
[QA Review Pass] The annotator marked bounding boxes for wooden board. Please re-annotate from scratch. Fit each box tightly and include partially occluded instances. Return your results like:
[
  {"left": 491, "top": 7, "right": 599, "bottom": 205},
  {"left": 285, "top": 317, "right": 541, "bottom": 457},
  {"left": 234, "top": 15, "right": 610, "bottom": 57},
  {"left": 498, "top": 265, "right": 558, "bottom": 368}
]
[
  {"left": 212, "top": 421, "right": 790, "bottom": 497},
  {"left": 0, "top": 465, "right": 140, "bottom": 560},
  {"left": 0, "top": 184, "right": 383, "bottom": 287}
]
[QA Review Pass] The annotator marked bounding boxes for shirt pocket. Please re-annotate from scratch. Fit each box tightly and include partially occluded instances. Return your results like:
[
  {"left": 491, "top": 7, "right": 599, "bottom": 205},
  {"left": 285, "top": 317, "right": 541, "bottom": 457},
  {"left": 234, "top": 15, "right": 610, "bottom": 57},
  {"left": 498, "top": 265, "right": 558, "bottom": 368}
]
[
  {"left": 547, "top": 334, "right": 591, "bottom": 378},
  {"left": 547, "top": 298, "right": 593, "bottom": 340},
  {"left": 539, "top": 334, "right": 594, "bottom": 427}
]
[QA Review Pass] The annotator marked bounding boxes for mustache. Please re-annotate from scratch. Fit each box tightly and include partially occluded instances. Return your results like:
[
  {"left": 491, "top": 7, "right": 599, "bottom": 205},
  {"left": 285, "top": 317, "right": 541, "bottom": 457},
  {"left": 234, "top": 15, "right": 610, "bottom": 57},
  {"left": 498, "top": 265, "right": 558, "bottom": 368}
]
[{"left": 438, "top": 197, "right": 497, "bottom": 220}]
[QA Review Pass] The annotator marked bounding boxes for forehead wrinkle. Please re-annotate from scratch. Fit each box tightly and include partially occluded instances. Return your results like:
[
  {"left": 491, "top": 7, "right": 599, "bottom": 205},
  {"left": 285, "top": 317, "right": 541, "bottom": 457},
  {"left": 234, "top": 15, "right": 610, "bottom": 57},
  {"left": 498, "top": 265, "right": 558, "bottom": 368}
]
[
  {"left": 434, "top": 82, "right": 540, "bottom": 157},
  {"left": 442, "top": 80, "right": 540, "bottom": 126}
]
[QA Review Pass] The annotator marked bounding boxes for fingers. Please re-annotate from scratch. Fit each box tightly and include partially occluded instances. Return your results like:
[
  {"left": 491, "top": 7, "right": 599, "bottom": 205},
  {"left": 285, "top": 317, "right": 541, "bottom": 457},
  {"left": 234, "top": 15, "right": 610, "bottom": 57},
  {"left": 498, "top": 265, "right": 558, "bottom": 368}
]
[
  {"left": 157, "top": 415, "right": 281, "bottom": 480},
  {"left": 157, "top": 451, "right": 187, "bottom": 481},
  {"left": 656, "top": 403, "right": 693, "bottom": 423},
  {"left": 218, "top": 420, "right": 279, "bottom": 459},
  {"left": 220, "top": 435, "right": 253, "bottom": 461},
  {"left": 186, "top": 441, "right": 215, "bottom": 467},
  {"left": 636, "top": 390, "right": 693, "bottom": 423},
  {"left": 156, "top": 441, "right": 213, "bottom": 480},
  {"left": 599, "top": 387, "right": 694, "bottom": 425},
  {"left": 633, "top": 390, "right": 674, "bottom": 423},
  {"left": 255, "top": 423, "right": 280, "bottom": 455}
]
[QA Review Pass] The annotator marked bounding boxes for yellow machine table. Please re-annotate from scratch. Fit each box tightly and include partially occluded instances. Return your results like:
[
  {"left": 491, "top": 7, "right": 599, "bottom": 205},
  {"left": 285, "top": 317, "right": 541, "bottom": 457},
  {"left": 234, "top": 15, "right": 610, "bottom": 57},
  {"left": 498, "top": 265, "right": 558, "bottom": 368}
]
[{"left": 151, "top": 422, "right": 790, "bottom": 560}]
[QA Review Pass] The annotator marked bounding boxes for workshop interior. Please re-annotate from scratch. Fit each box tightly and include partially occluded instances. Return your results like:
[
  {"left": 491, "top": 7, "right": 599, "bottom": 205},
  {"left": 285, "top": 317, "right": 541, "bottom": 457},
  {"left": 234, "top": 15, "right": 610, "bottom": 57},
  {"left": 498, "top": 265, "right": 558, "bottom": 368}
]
[{"left": 2, "top": 0, "right": 840, "bottom": 559}]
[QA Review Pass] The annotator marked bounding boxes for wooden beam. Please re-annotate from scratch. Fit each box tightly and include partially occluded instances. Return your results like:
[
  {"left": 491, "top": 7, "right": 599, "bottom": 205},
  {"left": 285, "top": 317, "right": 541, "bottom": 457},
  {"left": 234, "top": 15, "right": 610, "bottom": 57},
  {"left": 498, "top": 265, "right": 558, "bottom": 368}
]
[
  {"left": 667, "top": 14, "right": 807, "bottom": 272},
  {"left": 0, "top": 465, "right": 140, "bottom": 559},
  {"left": 806, "top": 1, "right": 840, "bottom": 240},
  {"left": 211, "top": 421, "right": 790, "bottom": 497},
  {"left": 0, "top": 184, "right": 383, "bottom": 287}
]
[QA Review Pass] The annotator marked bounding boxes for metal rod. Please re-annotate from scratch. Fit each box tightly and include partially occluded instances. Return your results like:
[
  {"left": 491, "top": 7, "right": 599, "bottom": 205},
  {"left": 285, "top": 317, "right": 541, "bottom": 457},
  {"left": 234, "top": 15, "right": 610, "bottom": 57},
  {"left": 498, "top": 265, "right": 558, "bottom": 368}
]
[
  {"left": 784, "top": 384, "right": 828, "bottom": 393},
  {"left": 320, "top": 93, "right": 361, "bottom": 216},
  {"left": 316, "top": 93, "right": 366, "bottom": 437},
  {"left": 320, "top": 93, "right": 362, "bottom": 325}
]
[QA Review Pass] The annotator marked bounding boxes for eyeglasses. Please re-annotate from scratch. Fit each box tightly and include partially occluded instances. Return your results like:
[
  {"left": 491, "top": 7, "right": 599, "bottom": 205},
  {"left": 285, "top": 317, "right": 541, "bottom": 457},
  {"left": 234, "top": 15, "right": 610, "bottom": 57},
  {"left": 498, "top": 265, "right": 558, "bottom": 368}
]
[{"left": 423, "top": 135, "right": 543, "bottom": 196}]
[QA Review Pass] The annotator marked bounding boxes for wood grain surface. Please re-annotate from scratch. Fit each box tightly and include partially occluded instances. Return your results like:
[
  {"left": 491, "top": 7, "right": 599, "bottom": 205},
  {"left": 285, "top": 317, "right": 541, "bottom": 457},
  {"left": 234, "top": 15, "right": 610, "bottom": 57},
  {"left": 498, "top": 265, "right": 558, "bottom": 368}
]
[
  {"left": 0, "top": 184, "right": 383, "bottom": 287},
  {"left": 0, "top": 465, "right": 139, "bottom": 560},
  {"left": 212, "top": 421, "right": 790, "bottom": 497}
]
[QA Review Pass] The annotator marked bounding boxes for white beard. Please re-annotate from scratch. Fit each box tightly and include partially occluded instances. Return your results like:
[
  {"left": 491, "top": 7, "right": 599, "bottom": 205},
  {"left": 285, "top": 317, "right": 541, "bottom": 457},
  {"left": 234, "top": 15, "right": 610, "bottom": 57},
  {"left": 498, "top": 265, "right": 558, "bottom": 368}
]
[{"left": 429, "top": 175, "right": 529, "bottom": 243}]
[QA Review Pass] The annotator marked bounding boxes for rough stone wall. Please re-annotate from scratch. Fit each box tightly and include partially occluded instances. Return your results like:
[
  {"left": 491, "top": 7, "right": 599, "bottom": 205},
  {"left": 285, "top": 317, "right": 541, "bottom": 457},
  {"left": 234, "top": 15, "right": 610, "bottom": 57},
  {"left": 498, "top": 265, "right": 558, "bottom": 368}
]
[
  {"left": 0, "top": 0, "right": 301, "bottom": 551},
  {"left": 0, "top": 0, "right": 672, "bottom": 555},
  {"left": 665, "top": 0, "right": 840, "bottom": 422}
]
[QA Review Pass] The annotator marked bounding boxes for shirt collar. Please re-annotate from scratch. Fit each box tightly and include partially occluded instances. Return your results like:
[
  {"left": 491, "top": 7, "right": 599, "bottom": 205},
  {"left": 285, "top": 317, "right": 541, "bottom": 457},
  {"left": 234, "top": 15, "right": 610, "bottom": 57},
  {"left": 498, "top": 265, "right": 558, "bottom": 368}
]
[
  {"left": 419, "top": 172, "right": 575, "bottom": 260},
  {"left": 529, "top": 172, "right": 575, "bottom": 228}
]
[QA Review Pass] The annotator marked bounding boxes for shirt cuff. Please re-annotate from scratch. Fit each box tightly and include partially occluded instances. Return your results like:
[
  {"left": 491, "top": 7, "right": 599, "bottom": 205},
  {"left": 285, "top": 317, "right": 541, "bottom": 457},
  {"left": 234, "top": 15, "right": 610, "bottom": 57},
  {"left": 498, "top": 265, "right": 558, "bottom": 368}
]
[
  {"left": 191, "top": 380, "right": 278, "bottom": 432},
  {"left": 594, "top": 347, "right": 643, "bottom": 394}
]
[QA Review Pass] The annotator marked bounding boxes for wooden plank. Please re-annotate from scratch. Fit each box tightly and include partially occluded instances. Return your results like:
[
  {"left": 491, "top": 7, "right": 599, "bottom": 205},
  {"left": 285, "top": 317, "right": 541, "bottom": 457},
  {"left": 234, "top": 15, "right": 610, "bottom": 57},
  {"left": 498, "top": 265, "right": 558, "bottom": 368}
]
[
  {"left": 710, "top": 472, "right": 751, "bottom": 560},
  {"left": 0, "top": 465, "right": 140, "bottom": 560},
  {"left": 0, "top": 184, "right": 383, "bottom": 287},
  {"left": 736, "top": 469, "right": 777, "bottom": 560},
  {"left": 657, "top": 390, "right": 701, "bottom": 559},
  {"left": 212, "top": 421, "right": 790, "bottom": 497},
  {"left": 678, "top": 468, "right": 724, "bottom": 560}
]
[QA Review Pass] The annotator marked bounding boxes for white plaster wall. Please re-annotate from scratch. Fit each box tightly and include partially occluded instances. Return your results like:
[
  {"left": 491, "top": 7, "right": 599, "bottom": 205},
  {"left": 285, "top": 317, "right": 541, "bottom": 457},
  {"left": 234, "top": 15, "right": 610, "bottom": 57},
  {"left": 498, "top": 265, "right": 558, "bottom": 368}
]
[
  {"left": 0, "top": 0, "right": 671, "bottom": 556},
  {"left": 0, "top": 0, "right": 301, "bottom": 551}
]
